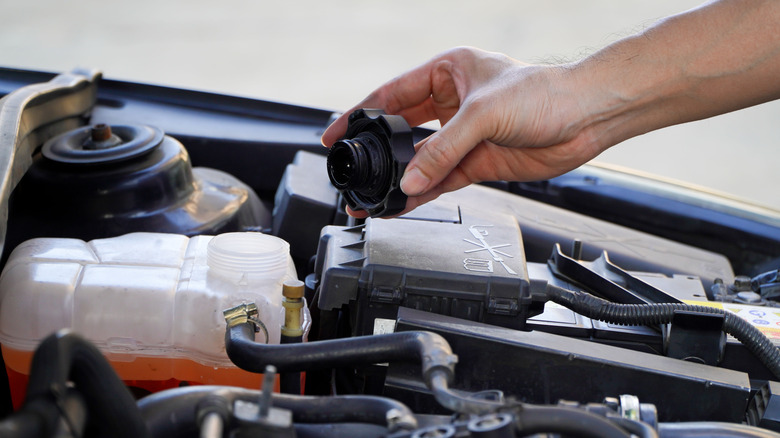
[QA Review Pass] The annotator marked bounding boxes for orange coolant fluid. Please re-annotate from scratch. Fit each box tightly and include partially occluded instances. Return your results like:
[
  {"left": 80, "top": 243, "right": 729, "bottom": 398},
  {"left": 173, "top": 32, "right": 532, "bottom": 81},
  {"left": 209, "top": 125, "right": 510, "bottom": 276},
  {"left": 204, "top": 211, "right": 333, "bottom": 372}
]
[
  {"left": 0, "top": 232, "right": 307, "bottom": 409},
  {"left": 3, "top": 351, "right": 268, "bottom": 409}
]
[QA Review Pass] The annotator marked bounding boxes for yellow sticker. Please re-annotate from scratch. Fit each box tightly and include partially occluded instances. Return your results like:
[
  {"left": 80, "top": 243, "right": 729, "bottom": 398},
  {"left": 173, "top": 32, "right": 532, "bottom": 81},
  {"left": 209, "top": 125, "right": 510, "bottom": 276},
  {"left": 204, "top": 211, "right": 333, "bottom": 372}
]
[{"left": 686, "top": 300, "right": 780, "bottom": 343}]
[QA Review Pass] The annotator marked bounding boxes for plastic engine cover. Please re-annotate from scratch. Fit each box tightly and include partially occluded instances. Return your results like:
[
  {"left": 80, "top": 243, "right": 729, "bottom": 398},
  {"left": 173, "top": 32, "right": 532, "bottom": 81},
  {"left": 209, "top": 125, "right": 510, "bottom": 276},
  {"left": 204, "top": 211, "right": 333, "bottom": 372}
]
[{"left": 315, "top": 209, "right": 542, "bottom": 335}]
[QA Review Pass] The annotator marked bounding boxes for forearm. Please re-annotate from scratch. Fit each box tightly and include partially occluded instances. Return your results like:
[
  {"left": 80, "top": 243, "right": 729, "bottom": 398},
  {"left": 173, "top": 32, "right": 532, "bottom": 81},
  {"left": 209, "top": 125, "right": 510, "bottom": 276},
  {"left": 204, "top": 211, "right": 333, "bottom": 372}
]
[
  {"left": 570, "top": 0, "right": 780, "bottom": 151},
  {"left": 322, "top": 0, "right": 780, "bottom": 212}
]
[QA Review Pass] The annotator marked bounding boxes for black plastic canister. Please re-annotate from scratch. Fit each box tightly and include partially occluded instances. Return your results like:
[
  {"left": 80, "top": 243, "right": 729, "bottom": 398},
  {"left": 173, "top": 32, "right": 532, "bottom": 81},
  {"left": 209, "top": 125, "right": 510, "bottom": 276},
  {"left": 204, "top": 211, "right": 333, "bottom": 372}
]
[{"left": 4, "top": 123, "right": 270, "bottom": 255}]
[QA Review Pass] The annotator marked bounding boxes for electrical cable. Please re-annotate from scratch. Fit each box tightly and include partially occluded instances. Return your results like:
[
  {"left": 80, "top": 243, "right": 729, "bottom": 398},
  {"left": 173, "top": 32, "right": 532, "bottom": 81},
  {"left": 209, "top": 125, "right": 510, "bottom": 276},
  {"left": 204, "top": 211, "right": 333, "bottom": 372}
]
[{"left": 545, "top": 284, "right": 780, "bottom": 379}]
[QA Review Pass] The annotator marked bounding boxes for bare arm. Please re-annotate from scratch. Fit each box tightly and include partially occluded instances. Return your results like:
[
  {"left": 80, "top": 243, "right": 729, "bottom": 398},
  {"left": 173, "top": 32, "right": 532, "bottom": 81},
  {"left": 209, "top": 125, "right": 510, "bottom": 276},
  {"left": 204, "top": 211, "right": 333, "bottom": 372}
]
[
  {"left": 575, "top": 0, "right": 780, "bottom": 151},
  {"left": 322, "top": 0, "right": 780, "bottom": 216}
]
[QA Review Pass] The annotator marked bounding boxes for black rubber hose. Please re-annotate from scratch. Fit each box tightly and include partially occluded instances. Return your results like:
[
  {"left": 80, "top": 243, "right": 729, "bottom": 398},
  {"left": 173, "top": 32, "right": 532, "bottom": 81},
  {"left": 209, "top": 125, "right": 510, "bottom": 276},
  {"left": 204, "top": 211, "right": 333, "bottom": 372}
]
[
  {"left": 227, "top": 322, "right": 518, "bottom": 414},
  {"left": 226, "top": 322, "right": 456, "bottom": 381},
  {"left": 137, "top": 385, "right": 418, "bottom": 438},
  {"left": 546, "top": 285, "right": 780, "bottom": 379},
  {"left": 0, "top": 388, "right": 89, "bottom": 438},
  {"left": 658, "top": 421, "right": 780, "bottom": 437},
  {"left": 515, "top": 405, "right": 632, "bottom": 438},
  {"left": 225, "top": 322, "right": 518, "bottom": 414},
  {"left": 428, "top": 370, "right": 508, "bottom": 415},
  {"left": 610, "top": 417, "right": 659, "bottom": 438},
  {"left": 280, "top": 333, "right": 303, "bottom": 394},
  {"left": 0, "top": 410, "right": 47, "bottom": 438},
  {"left": 276, "top": 392, "right": 417, "bottom": 429},
  {"left": 294, "top": 423, "right": 389, "bottom": 438},
  {"left": 22, "top": 329, "right": 149, "bottom": 438}
]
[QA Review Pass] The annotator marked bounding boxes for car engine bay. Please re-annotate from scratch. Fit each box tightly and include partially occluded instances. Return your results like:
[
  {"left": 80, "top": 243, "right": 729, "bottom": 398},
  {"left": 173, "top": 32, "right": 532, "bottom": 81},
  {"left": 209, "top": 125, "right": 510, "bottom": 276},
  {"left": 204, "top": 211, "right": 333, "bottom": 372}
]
[{"left": 0, "top": 69, "right": 780, "bottom": 437}]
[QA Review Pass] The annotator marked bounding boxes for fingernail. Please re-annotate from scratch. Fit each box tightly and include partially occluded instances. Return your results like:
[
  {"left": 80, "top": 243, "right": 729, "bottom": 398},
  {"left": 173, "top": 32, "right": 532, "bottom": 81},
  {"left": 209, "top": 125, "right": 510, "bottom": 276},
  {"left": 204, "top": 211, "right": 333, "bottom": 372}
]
[{"left": 400, "top": 167, "right": 430, "bottom": 196}]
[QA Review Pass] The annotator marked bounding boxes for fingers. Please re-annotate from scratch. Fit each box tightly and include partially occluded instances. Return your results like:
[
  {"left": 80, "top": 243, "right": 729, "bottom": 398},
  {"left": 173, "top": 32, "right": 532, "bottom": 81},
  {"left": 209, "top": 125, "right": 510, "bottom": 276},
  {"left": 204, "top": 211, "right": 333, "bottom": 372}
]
[
  {"left": 387, "top": 167, "right": 473, "bottom": 218},
  {"left": 345, "top": 205, "right": 369, "bottom": 219},
  {"left": 321, "top": 113, "right": 350, "bottom": 147},
  {"left": 321, "top": 55, "right": 450, "bottom": 147},
  {"left": 400, "top": 104, "right": 486, "bottom": 196},
  {"left": 322, "top": 47, "right": 496, "bottom": 218}
]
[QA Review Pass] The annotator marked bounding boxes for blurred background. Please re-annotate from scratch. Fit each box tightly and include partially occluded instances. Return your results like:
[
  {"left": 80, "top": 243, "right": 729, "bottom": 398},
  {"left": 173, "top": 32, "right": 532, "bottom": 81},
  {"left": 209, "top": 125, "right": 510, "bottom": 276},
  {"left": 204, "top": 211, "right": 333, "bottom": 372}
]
[{"left": 1, "top": 0, "right": 777, "bottom": 208}]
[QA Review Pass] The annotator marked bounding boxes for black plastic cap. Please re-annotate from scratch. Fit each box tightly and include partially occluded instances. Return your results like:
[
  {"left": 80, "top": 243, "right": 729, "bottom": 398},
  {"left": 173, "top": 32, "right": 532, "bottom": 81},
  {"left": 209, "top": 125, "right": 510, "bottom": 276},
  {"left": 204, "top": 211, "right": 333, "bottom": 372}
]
[{"left": 326, "top": 109, "right": 414, "bottom": 217}]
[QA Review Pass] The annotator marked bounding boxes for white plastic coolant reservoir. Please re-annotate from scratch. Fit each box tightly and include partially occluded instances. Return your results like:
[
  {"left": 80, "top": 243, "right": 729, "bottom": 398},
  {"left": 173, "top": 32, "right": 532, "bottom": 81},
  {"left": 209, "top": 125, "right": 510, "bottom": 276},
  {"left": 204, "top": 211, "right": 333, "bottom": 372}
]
[{"left": 0, "top": 232, "right": 304, "bottom": 399}]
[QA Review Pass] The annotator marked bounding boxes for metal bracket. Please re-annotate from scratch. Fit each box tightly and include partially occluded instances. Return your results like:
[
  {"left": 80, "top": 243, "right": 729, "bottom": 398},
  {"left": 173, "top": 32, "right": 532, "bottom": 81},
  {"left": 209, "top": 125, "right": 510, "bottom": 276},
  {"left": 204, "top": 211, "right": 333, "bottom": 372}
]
[{"left": 0, "top": 68, "right": 101, "bottom": 255}]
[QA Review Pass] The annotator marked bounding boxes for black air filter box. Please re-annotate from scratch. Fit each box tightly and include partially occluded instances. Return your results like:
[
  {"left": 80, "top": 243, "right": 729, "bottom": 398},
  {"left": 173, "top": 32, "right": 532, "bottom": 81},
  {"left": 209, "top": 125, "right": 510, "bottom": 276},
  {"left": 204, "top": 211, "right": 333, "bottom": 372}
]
[
  {"left": 272, "top": 150, "right": 341, "bottom": 260},
  {"left": 314, "top": 210, "right": 542, "bottom": 336}
]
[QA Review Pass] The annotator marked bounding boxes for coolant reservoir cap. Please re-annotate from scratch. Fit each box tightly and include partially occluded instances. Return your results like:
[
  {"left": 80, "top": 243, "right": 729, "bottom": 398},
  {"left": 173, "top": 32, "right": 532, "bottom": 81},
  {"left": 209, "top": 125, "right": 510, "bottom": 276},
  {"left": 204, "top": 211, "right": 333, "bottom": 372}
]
[
  {"left": 42, "top": 124, "right": 164, "bottom": 165},
  {"left": 327, "top": 109, "right": 415, "bottom": 217}
]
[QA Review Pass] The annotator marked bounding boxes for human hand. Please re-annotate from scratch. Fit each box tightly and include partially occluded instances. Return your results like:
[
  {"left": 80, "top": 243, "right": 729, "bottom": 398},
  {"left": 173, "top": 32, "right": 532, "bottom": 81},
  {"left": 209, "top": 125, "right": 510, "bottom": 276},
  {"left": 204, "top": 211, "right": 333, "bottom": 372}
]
[{"left": 321, "top": 47, "right": 606, "bottom": 216}]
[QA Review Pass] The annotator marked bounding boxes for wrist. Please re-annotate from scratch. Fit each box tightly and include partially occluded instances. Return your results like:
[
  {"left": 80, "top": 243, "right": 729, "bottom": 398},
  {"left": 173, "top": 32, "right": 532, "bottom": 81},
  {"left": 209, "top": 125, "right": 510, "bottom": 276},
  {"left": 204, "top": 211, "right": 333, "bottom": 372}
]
[{"left": 565, "top": 34, "right": 688, "bottom": 154}]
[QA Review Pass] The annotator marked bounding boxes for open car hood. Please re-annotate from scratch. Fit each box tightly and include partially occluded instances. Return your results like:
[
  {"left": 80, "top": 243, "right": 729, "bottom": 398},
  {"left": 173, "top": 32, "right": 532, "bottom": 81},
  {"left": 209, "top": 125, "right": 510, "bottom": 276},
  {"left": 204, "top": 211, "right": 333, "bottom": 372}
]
[{"left": 1, "top": 69, "right": 780, "bottom": 437}]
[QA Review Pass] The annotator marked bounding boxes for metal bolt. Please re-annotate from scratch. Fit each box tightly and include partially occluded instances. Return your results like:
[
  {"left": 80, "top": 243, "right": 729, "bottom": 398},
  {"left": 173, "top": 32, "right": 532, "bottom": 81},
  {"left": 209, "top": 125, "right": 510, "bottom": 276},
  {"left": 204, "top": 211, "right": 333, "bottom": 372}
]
[
  {"left": 258, "top": 365, "right": 277, "bottom": 418},
  {"left": 83, "top": 123, "right": 123, "bottom": 150},
  {"left": 386, "top": 408, "right": 402, "bottom": 428},
  {"left": 199, "top": 412, "right": 224, "bottom": 438},
  {"left": 90, "top": 124, "right": 112, "bottom": 142},
  {"left": 734, "top": 275, "right": 753, "bottom": 292}
]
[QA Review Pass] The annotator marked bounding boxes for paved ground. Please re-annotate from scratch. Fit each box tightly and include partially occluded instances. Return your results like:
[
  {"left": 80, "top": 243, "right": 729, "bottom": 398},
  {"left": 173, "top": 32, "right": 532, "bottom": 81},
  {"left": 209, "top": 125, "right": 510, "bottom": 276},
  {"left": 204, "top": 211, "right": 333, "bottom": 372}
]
[{"left": 2, "top": 0, "right": 777, "bottom": 208}]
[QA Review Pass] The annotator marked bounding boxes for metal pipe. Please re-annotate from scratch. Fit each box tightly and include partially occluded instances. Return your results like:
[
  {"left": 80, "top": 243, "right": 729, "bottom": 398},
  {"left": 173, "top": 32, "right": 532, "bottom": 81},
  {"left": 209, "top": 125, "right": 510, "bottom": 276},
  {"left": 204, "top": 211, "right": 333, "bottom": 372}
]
[{"left": 199, "top": 412, "right": 223, "bottom": 438}]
